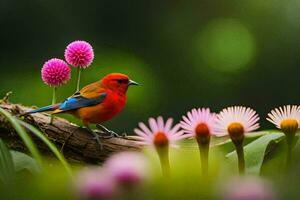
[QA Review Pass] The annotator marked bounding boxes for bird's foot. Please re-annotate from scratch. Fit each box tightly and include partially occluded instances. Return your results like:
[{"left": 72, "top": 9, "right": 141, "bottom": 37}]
[
  {"left": 92, "top": 134, "right": 103, "bottom": 150},
  {"left": 96, "top": 124, "right": 121, "bottom": 138},
  {"left": 86, "top": 127, "right": 103, "bottom": 150}
]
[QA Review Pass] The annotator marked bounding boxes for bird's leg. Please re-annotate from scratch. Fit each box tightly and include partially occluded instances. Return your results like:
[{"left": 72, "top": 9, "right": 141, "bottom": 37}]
[
  {"left": 96, "top": 124, "right": 121, "bottom": 138},
  {"left": 85, "top": 125, "right": 103, "bottom": 150}
]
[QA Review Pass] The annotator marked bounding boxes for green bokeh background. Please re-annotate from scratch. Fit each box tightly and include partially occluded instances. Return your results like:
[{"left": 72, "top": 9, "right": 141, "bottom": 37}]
[{"left": 1, "top": 0, "right": 300, "bottom": 133}]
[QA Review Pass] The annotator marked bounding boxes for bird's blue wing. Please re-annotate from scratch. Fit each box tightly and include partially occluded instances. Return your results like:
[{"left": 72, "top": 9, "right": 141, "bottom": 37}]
[{"left": 58, "top": 93, "right": 107, "bottom": 112}]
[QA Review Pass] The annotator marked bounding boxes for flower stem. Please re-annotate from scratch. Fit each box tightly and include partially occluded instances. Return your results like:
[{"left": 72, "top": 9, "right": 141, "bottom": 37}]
[
  {"left": 75, "top": 68, "right": 82, "bottom": 92},
  {"left": 287, "top": 143, "right": 292, "bottom": 168},
  {"left": 157, "top": 147, "right": 170, "bottom": 177},
  {"left": 50, "top": 87, "right": 56, "bottom": 124},
  {"left": 230, "top": 132, "right": 245, "bottom": 175},
  {"left": 234, "top": 143, "right": 245, "bottom": 175},
  {"left": 285, "top": 133, "right": 296, "bottom": 169},
  {"left": 197, "top": 135, "right": 210, "bottom": 176}
]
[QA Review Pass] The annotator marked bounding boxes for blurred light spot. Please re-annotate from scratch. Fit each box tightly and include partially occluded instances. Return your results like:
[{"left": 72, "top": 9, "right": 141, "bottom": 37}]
[
  {"left": 286, "top": 0, "right": 300, "bottom": 30},
  {"left": 196, "top": 18, "right": 256, "bottom": 72}
]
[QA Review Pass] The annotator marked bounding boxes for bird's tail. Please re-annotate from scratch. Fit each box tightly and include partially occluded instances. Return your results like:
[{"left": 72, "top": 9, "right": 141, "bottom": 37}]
[{"left": 25, "top": 103, "right": 61, "bottom": 115}]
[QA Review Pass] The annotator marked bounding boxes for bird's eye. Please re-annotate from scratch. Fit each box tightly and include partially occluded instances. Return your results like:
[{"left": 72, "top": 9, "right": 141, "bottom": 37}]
[{"left": 117, "top": 79, "right": 128, "bottom": 84}]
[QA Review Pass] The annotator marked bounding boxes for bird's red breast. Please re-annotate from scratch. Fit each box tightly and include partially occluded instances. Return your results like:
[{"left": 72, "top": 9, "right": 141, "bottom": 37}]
[
  {"left": 72, "top": 73, "right": 131, "bottom": 124},
  {"left": 74, "top": 90, "right": 127, "bottom": 124}
]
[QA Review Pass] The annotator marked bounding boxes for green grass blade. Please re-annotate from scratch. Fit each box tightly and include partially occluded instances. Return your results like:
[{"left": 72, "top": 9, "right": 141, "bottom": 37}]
[
  {"left": 0, "top": 139, "right": 15, "bottom": 183},
  {"left": 17, "top": 119, "right": 73, "bottom": 176},
  {"left": 0, "top": 108, "right": 43, "bottom": 168},
  {"left": 0, "top": 139, "right": 18, "bottom": 199}
]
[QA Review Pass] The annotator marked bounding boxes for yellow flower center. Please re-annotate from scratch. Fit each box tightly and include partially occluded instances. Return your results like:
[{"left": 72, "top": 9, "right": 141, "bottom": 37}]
[
  {"left": 228, "top": 122, "right": 244, "bottom": 141},
  {"left": 280, "top": 119, "right": 298, "bottom": 135},
  {"left": 195, "top": 123, "right": 210, "bottom": 137},
  {"left": 154, "top": 132, "right": 169, "bottom": 148}
]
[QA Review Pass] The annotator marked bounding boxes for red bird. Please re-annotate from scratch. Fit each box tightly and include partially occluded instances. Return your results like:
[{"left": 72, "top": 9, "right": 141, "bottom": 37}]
[{"left": 27, "top": 73, "right": 138, "bottom": 148}]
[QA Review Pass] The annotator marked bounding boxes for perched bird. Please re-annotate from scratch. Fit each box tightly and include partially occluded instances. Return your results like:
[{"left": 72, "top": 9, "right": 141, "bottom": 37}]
[{"left": 26, "top": 73, "right": 139, "bottom": 148}]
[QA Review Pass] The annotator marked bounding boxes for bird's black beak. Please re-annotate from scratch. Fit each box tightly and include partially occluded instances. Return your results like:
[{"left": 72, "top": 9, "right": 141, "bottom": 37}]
[{"left": 128, "top": 79, "right": 139, "bottom": 86}]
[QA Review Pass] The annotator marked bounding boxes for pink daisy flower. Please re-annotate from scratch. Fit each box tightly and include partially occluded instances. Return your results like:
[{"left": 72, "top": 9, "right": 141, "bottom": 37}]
[
  {"left": 134, "top": 116, "right": 187, "bottom": 148},
  {"left": 267, "top": 105, "right": 300, "bottom": 167},
  {"left": 223, "top": 176, "right": 275, "bottom": 200},
  {"left": 75, "top": 168, "right": 116, "bottom": 200},
  {"left": 180, "top": 108, "right": 219, "bottom": 175},
  {"left": 41, "top": 58, "right": 71, "bottom": 87},
  {"left": 215, "top": 106, "right": 260, "bottom": 137},
  {"left": 104, "top": 152, "right": 150, "bottom": 187},
  {"left": 216, "top": 106, "right": 259, "bottom": 174},
  {"left": 134, "top": 116, "right": 187, "bottom": 177},
  {"left": 64, "top": 40, "right": 94, "bottom": 68},
  {"left": 180, "top": 108, "right": 218, "bottom": 138},
  {"left": 267, "top": 105, "right": 300, "bottom": 133}
]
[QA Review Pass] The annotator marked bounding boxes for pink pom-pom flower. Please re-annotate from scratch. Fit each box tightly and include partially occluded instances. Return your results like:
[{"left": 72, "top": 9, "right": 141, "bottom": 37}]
[
  {"left": 64, "top": 40, "right": 94, "bottom": 68},
  {"left": 41, "top": 58, "right": 71, "bottom": 87}
]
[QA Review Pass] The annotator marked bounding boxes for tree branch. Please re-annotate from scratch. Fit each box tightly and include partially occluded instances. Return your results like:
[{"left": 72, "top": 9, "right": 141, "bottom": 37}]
[{"left": 0, "top": 101, "right": 141, "bottom": 164}]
